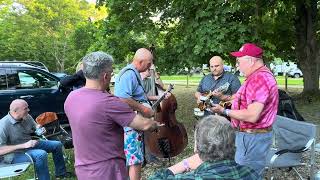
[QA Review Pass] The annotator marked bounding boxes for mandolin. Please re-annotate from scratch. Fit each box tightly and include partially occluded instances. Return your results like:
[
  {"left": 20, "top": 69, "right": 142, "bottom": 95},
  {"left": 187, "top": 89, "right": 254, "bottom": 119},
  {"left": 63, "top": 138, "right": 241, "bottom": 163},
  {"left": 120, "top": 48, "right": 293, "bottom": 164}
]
[{"left": 196, "top": 82, "right": 232, "bottom": 114}]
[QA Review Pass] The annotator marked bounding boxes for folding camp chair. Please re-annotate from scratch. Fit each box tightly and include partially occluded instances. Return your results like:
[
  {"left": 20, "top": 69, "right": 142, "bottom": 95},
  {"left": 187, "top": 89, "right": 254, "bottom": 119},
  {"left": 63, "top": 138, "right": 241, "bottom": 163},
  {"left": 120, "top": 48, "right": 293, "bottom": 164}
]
[
  {"left": 0, "top": 152, "right": 37, "bottom": 179},
  {"left": 265, "top": 115, "right": 317, "bottom": 180},
  {"left": 35, "top": 112, "right": 73, "bottom": 165},
  {"left": 35, "top": 112, "right": 73, "bottom": 149}
]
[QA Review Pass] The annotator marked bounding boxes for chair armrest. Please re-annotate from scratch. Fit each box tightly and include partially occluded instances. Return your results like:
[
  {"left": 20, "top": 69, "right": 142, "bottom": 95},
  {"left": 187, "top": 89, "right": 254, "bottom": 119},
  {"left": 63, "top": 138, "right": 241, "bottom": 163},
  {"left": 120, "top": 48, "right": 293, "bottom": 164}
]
[
  {"left": 24, "top": 152, "right": 37, "bottom": 179},
  {"left": 24, "top": 153, "right": 34, "bottom": 164},
  {"left": 44, "top": 132, "right": 62, "bottom": 139},
  {"left": 270, "top": 138, "right": 315, "bottom": 165},
  {"left": 59, "top": 125, "right": 70, "bottom": 135}
]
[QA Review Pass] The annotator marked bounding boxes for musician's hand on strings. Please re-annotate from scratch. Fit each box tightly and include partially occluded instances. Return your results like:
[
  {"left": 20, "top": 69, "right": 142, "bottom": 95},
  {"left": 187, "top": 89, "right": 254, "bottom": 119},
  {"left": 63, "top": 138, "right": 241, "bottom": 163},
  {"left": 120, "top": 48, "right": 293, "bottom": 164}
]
[
  {"left": 151, "top": 121, "right": 164, "bottom": 133},
  {"left": 164, "top": 92, "right": 171, "bottom": 99},
  {"left": 210, "top": 104, "right": 224, "bottom": 114},
  {"left": 211, "top": 90, "right": 223, "bottom": 98}
]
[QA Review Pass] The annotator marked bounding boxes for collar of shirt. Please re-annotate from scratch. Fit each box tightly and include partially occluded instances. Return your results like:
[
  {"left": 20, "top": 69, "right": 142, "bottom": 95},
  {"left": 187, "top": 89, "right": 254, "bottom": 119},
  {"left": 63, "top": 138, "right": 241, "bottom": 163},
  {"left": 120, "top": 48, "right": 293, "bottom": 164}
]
[
  {"left": 7, "top": 113, "right": 21, "bottom": 125},
  {"left": 211, "top": 71, "right": 225, "bottom": 81}
]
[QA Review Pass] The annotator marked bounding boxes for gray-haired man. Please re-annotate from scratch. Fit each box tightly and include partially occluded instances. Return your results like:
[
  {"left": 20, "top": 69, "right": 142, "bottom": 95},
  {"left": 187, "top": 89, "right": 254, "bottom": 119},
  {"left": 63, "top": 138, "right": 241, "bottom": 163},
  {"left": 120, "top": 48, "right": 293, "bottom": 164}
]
[{"left": 64, "top": 51, "right": 160, "bottom": 180}]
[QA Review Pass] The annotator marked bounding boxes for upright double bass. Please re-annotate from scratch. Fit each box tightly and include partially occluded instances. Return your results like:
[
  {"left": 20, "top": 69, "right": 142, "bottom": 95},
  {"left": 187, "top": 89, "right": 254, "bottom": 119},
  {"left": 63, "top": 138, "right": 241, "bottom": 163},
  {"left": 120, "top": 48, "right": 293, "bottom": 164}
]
[{"left": 144, "top": 45, "right": 188, "bottom": 159}]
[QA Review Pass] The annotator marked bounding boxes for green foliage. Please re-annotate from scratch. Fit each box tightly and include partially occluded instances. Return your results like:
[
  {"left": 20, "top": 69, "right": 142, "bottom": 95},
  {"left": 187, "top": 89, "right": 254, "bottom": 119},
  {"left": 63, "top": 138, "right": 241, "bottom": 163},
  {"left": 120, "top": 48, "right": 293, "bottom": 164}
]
[
  {"left": 0, "top": 0, "right": 98, "bottom": 72},
  {"left": 0, "top": 0, "right": 319, "bottom": 90},
  {"left": 96, "top": 0, "right": 319, "bottom": 91},
  {"left": 96, "top": 0, "right": 283, "bottom": 72}
]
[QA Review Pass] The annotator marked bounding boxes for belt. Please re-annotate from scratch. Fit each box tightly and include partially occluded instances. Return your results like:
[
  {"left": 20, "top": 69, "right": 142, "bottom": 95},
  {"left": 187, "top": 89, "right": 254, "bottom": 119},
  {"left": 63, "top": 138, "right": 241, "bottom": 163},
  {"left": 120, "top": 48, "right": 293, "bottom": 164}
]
[{"left": 239, "top": 127, "right": 272, "bottom": 134}]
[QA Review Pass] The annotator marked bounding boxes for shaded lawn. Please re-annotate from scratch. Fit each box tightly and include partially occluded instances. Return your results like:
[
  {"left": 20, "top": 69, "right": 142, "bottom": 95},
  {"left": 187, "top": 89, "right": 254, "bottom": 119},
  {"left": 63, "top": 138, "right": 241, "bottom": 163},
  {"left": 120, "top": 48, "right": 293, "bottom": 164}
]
[
  {"left": 162, "top": 75, "right": 306, "bottom": 87},
  {"left": 14, "top": 85, "right": 319, "bottom": 180}
]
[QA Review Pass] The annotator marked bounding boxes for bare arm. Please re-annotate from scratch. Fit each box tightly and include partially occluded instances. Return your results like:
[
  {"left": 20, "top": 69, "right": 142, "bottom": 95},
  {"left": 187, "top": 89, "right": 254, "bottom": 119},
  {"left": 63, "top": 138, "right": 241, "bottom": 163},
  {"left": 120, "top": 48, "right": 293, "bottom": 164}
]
[
  {"left": 128, "top": 114, "right": 158, "bottom": 131},
  {"left": 0, "top": 140, "right": 38, "bottom": 155},
  {"left": 168, "top": 154, "right": 203, "bottom": 174},
  {"left": 211, "top": 102, "right": 264, "bottom": 123},
  {"left": 194, "top": 92, "right": 202, "bottom": 103},
  {"left": 120, "top": 98, "right": 154, "bottom": 118},
  {"left": 211, "top": 91, "right": 235, "bottom": 102},
  {"left": 147, "top": 95, "right": 159, "bottom": 101},
  {"left": 228, "top": 102, "right": 264, "bottom": 123}
]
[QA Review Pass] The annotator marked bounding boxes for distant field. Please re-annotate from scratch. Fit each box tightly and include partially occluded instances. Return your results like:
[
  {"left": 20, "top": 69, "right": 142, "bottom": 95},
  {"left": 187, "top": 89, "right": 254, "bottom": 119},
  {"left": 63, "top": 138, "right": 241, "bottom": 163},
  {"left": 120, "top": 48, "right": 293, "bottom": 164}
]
[{"left": 161, "top": 74, "right": 304, "bottom": 86}]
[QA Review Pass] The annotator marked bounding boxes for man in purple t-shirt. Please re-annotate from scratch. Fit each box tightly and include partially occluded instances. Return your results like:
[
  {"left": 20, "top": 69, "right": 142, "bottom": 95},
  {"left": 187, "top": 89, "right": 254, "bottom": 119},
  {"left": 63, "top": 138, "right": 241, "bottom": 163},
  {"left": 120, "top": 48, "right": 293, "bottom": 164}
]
[{"left": 64, "top": 51, "right": 159, "bottom": 180}]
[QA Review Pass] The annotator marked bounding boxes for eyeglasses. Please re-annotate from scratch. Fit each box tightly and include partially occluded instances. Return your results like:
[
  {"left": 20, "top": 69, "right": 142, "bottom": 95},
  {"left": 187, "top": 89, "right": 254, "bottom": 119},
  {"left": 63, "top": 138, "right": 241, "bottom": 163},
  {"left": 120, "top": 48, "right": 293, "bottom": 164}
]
[{"left": 236, "top": 57, "right": 251, "bottom": 65}]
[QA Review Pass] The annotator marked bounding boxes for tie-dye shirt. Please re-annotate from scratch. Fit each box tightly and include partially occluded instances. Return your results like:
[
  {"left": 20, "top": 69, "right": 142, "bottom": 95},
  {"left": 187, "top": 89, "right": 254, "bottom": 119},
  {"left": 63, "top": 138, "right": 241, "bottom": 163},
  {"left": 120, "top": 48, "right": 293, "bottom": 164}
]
[{"left": 231, "top": 66, "right": 279, "bottom": 129}]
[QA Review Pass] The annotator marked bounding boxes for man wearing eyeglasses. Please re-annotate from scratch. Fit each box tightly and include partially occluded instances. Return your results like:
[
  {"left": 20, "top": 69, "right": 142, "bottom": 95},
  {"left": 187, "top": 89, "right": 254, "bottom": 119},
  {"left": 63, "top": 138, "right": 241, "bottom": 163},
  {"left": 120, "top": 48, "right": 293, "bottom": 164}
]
[{"left": 211, "top": 43, "right": 279, "bottom": 178}]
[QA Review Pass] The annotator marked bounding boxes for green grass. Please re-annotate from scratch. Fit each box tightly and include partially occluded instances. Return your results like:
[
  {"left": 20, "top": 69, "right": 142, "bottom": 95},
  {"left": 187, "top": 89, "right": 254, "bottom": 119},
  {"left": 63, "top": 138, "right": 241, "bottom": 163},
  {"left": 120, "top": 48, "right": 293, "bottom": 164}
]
[
  {"left": 10, "top": 149, "right": 76, "bottom": 180},
  {"left": 13, "top": 85, "right": 319, "bottom": 180},
  {"left": 161, "top": 74, "right": 305, "bottom": 86}
]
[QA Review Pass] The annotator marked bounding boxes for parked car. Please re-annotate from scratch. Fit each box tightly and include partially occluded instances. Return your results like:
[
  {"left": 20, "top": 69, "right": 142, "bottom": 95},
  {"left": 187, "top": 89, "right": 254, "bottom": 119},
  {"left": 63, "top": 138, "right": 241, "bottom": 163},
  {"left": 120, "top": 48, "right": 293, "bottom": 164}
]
[
  {"left": 287, "top": 67, "right": 303, "bottom": 78},
  {"left": 52, "top": 72, "right": 68, "bottom": 79},
  {"left": 1, "top": 60, "right": 49, "bottom": 72},
  {"left": 271, "top": 62, "right": 303, "bottom": 78},
  {"left": 0, "top": 62, "right": 70, "bottom": 124}
]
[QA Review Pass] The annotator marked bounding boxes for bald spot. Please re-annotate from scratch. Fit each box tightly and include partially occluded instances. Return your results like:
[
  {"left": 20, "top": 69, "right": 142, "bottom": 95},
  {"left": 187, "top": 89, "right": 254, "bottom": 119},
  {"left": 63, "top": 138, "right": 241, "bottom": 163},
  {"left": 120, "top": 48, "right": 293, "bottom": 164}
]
[
  {"left": 133, "top": 48, "right": 153, "bottom": 63},
  {"left": 10, "top": 99, "right": 27, "bottom": 112},
  {"left": 209, "top": 56, "right": 223, "bottom": 65}
]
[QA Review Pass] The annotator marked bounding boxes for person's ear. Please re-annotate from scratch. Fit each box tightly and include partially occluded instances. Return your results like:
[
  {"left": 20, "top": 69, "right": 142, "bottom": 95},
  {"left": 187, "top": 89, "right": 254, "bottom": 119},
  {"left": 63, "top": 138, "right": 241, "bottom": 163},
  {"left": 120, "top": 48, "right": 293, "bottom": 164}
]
[{"left": 103, "top": 73, "right": 108, "bottom": 81}]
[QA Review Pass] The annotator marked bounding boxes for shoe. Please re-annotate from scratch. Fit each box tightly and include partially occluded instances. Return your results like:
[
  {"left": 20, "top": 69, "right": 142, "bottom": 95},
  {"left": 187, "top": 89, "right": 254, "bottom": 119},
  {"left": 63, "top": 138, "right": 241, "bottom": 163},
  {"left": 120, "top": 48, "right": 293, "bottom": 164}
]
[{"left": 56, "top": 172, "right": 74, "bottom": 179}]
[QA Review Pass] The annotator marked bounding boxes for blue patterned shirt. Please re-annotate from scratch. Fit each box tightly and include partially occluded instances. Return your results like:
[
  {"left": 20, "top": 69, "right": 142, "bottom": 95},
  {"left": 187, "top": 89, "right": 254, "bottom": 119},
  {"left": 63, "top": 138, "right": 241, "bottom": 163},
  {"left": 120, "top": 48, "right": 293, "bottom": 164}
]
[
  {"left": 197, "top": 72, "right": 241, "bottom": 104},
  {"left": 149, "top": 160, "right": 259, "bottom": 180}
]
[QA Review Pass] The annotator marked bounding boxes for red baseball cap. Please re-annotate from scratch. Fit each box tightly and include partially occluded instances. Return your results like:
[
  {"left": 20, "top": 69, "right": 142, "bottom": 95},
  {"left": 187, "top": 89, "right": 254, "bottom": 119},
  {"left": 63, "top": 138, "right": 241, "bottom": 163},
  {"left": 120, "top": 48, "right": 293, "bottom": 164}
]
[{"left": 230, "top": 43, "right": 263, "bottom": 58}]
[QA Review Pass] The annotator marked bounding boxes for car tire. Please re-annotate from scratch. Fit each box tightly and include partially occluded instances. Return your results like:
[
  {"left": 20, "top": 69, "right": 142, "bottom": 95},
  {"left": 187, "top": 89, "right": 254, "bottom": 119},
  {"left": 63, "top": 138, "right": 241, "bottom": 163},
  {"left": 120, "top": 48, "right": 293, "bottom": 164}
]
[{"left": 294, "top": 73, "right": 300, "bottom": 78}]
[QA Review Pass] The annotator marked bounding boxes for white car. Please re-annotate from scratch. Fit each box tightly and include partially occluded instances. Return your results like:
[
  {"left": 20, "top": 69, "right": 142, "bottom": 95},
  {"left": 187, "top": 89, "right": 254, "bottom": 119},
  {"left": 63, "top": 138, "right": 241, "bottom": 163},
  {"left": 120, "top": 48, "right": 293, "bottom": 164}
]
[
  {"left": 271, "top": 62, "right": 303, "bottom": 78},
  {"left": 287, "top": 68, "right": 303, "bottom": 78}
]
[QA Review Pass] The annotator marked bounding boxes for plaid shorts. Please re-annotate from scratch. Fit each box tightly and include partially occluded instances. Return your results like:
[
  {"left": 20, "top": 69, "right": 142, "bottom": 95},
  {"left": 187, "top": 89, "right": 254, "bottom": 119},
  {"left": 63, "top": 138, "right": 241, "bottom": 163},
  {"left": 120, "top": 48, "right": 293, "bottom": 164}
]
[{"left": 124, "top": 129, "right": 144, "bottom": 166}]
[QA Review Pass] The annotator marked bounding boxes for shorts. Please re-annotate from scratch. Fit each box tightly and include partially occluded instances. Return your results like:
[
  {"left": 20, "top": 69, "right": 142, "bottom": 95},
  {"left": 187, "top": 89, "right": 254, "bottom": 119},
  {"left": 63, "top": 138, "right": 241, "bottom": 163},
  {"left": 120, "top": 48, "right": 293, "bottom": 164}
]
[{"left": 124, "top": 129, "right": 144, "bottom": 166}]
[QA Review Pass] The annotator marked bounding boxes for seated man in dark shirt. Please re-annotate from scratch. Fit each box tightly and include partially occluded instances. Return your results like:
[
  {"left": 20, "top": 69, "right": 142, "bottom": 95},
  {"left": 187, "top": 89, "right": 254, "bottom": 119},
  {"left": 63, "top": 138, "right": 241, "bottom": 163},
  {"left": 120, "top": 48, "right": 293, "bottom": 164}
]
[{"left": 149, "top": 115, "right": 259, "bottom": 180}]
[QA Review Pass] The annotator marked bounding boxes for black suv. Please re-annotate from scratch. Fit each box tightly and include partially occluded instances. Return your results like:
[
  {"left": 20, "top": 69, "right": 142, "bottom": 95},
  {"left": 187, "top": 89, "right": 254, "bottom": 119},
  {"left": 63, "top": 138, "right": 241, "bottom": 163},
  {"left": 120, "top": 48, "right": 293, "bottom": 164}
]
[{"left": 0, "top": 62, "right": 69, "bottom": 124}]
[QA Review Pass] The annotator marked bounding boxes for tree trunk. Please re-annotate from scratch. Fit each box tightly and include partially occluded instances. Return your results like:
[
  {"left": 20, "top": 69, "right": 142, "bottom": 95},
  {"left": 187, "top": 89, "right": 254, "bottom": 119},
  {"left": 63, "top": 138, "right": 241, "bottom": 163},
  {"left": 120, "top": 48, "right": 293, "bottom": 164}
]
[{"left": 294, "top": 0, "right": 320, "bottom": 93}]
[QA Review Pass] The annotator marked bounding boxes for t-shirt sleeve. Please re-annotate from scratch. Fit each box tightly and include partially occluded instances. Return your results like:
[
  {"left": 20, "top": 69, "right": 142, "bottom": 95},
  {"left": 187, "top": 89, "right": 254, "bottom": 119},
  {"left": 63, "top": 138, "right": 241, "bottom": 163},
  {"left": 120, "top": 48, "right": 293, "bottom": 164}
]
[
  {"left": 108, "top": 97, "right": 136, "bottom": 127},
  {"left": 0, "top": 122, "right": 8, "bottom": 146},
  {"left": 246, "top": 74, "right": 270, "bottom": 104},
  {"left": 115, "top": 70, "right": 138, "bottom": 98}
]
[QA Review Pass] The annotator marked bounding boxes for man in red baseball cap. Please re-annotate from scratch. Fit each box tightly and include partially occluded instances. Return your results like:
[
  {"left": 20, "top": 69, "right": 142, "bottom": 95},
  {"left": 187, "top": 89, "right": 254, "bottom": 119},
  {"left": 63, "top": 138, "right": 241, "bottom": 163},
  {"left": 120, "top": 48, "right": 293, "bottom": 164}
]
[
  {"left": 230, "top": 43, "right": 263, "bottom": 58},
  {"left": 211, "top": 43, "right": 279, "bottom": 178}
]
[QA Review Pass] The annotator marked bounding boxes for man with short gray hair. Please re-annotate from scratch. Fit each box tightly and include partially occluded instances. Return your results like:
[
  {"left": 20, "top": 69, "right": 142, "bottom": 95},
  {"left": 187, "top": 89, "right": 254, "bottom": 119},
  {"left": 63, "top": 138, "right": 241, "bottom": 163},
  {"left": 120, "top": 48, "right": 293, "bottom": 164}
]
[
  {"left": 150, "top": 115, "right": 258, "bottom": 179},
  {"left": 65, "top": 51, "right": 160, "bottom": 180}
]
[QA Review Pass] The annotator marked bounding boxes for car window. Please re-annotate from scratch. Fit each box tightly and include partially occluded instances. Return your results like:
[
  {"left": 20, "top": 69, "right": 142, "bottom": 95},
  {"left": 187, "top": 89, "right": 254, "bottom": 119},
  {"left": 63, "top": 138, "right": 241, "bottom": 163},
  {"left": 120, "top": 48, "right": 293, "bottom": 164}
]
[
  {"left": 0, "top": 69, "right": 7, "bottom": 90},
  {"left": 17, "top": 70, "right": 58, "bottom": 89},
  {"left": 6, "top": 70, "right": 20, "bottom": 90}
]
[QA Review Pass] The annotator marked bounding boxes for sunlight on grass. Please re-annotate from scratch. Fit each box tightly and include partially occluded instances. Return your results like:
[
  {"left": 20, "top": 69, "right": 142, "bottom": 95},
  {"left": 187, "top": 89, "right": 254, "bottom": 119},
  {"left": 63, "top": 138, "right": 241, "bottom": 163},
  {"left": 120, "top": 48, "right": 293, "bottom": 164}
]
[{"left": 161, "top": 75, "right": 306, "bottom": 86}]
